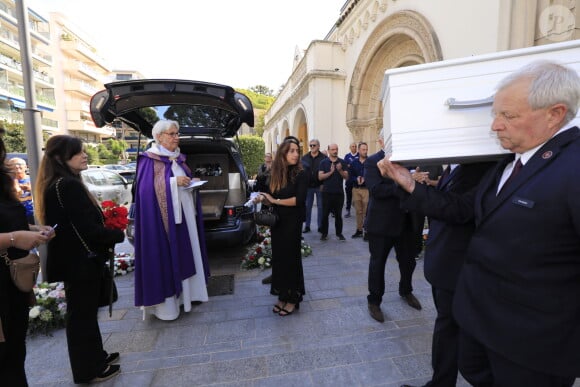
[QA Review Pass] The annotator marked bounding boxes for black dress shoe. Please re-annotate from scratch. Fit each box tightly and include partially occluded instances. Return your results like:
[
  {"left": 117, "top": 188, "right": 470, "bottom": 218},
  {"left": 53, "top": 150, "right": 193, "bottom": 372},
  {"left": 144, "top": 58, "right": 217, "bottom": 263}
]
[
  {"left": 367, "top": 303, "right": 384, "bottom": 322},
  {"left": 261, "top": 275, "right": 272, "bottom": 284},
  {"left": 320, "top": 234, "right": 328, "bottom": 241},
  {"left": 104, "top": 352, "right": 120, "bottom": 364},
  {"left": 401, "top": 293, "right": 422, "bottom": 310},
  {"left": 303, "top": 226, "right": 311, "bottom": 233},
  {"left": 90, "top": 364, "right": 120, "bottom": 383},
  {"left": 351, "top": 230, "right": 363, "bottom": 238},
  {"left": 337, "top": 234, "right": 346, "bottom": 241}
]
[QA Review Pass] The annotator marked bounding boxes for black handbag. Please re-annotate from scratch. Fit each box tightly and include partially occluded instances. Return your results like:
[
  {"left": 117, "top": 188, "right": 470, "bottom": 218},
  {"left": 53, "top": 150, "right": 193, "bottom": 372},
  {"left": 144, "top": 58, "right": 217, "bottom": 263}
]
[
  {"left": 254, "top": 205, "right": 278, "bottom": 227},
  {"left": 56, "top": 178, "right": 117, "bottom": 316}
]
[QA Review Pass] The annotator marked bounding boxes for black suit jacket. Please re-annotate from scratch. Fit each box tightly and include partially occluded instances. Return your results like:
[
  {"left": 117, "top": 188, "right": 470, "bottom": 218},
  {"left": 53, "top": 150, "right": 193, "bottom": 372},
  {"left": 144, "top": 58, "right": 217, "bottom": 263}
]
[
  {"left": 402, "top": 162, "right": 494, "bottom": 290},
  {"left": 406, "top": 127, "right": 580, "bottom": 376},
  {"left": 44, "top": 177, "right": 125, "bottom": 282},
  {"left": 364, "top": 150, "right": 411, "bottom": 237}
]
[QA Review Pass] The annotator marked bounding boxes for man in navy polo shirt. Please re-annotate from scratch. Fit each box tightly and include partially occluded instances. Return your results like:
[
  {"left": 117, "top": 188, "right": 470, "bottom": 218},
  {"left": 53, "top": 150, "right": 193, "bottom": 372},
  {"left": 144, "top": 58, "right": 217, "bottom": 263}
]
[
  {"left": 344, "top": 142, "right": 358, "bottom": 218},
  {"left": 318, "top": 144, "right": 349, "bottom": 241}
]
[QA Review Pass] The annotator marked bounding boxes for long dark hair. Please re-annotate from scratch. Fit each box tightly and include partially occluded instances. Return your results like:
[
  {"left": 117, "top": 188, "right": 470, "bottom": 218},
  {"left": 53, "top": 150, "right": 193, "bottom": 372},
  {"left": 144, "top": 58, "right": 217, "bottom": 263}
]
[
  {"left": 269, "top": 136, "right": 303, "bottom": 193},
  {"left": 0, "top": 136, "right": 17, "bottom": 202},
  {"left": 34, "top": 135, "right": 94, "bottom": 224}
]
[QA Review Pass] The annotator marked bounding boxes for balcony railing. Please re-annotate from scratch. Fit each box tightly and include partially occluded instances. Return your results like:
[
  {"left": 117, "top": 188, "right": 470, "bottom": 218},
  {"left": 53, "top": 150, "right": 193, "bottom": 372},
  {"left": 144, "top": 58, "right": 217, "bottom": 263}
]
[
  {"left": 0, "top": 109, "right": 58, "bottom": 130},
  {"left": 0, "top": 53, "right": 55, "bottom": 85},
  {"left": 0, "top": 83, "right": 56, "bottom": 106}
]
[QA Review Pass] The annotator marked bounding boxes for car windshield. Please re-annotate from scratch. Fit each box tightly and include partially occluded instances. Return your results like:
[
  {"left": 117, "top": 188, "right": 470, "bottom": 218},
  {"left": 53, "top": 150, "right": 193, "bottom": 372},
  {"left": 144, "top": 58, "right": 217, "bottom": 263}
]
[{"left": 132, "top": 105, "right": 237, "bottom": 133}]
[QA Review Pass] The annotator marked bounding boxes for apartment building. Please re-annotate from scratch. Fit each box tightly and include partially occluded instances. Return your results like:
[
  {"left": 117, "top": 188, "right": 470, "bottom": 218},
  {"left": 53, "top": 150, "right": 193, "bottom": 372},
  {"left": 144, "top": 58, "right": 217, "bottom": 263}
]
[
  {"left": 110, "top": 69, "right": 146, "bottom": 159},
  {"left": 49, "top": 12, "right": 114, "bottom": 143},
  {"left": 0, "top": 0, "right": 58, "bottom": 133}
]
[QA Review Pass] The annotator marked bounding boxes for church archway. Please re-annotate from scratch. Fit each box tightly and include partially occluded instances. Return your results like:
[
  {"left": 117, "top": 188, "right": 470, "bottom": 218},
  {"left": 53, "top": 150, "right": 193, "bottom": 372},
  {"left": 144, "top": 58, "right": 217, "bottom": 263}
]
[
  {"left": 293, "top": 107, "right": 308, "bottom": 156},
  {"left": 346, "top": 10, "right": 442, "bottom": 146}
]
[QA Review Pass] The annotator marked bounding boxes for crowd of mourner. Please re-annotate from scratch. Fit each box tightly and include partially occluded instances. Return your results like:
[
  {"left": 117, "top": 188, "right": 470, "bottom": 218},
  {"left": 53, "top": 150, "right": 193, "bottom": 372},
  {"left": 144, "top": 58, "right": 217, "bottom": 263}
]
[{"left": 1, "top": 60, "right": 580, "bottom": 386}]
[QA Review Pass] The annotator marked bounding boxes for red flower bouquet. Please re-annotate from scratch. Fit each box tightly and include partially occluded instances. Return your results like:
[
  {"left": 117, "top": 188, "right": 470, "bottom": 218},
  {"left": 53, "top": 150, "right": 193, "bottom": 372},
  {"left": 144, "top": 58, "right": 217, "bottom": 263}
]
[{"left": 101, "top": 200, "right": 129, "bottom": 231}]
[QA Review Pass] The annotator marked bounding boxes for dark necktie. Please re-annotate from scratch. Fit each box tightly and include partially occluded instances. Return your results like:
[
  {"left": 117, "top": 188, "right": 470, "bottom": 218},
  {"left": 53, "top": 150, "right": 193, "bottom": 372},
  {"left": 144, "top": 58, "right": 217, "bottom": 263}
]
[
  {"left": 499, "top": 158, "right": 523, "bottom": 193},
  {"left": 437, "top": 165, "right": 453, "bottom": 190}
]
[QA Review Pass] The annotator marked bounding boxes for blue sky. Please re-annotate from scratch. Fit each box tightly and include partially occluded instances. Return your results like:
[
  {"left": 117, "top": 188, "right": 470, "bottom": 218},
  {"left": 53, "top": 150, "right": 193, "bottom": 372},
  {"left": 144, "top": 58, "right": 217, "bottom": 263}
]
[{"left": 27, "top": 0, "right": 347, "bottom": 91}]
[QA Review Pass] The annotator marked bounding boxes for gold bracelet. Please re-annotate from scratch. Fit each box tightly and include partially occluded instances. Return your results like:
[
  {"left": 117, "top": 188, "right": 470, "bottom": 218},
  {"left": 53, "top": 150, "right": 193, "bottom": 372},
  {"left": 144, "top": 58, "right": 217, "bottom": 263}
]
[{"left": 9, "top": 232, "right": 15, "bottom": 247}]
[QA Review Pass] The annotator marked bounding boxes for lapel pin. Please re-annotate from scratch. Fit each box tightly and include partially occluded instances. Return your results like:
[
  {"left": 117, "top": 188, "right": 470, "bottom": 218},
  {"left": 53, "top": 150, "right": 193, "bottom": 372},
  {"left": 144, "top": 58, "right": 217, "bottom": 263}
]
[{"left": 542, "top": 150, "right": 553, "bottom": 159}]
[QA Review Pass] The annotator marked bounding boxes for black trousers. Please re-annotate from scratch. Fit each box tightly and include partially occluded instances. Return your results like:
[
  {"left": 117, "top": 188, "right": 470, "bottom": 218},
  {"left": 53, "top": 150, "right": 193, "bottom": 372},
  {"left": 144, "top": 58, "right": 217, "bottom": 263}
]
[
  {"left": 321, "top": 192, "right": 344, "bottom": 235},
  {"left": 367, "top": 233, "right": 416, "bottom": 305},
  {"left": 0, "top": 270, "right": 30, "bottom": 387},
  {"left": 64, "top": 277, "right": 107, "bottom": 383},
  {"left": 425, "top": 287, "right": 459, "bottom": 387},
  {"left": 345, "top": 180, "right": 354, "bottom": 211},
  {"left": 458, "top": 329, "right": 575, "bottom": 387},
  {"left": 410, "top": 211, "right": 426, "bottom": 257}
]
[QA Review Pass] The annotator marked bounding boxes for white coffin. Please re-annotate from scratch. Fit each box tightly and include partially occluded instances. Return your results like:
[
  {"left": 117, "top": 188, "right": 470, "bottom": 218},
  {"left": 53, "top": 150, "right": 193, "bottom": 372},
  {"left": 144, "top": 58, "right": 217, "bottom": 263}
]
[{"left": 381, "top": 40, "right": 580, "bottom": 165}]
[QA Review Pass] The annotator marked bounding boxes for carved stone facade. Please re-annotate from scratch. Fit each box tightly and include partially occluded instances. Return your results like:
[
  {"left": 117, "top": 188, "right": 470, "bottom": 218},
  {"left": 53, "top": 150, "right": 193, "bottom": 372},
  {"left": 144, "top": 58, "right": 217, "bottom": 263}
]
[{"left": 263, "top": 0, "right": 578, "bottom": 155}]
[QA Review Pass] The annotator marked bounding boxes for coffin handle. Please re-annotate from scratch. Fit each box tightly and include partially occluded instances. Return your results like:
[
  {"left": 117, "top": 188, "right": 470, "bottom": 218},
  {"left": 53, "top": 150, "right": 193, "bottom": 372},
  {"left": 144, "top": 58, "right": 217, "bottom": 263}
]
[{"left": 445, "top": 96, "right": 494, "bottom": 109}]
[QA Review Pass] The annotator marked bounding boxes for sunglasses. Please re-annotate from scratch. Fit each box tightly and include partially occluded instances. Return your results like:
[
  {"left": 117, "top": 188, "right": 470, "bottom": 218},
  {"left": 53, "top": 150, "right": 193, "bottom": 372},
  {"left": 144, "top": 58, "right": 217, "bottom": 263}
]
[{"left": 309, "top": 144, "right": 318, "bottom": 147}]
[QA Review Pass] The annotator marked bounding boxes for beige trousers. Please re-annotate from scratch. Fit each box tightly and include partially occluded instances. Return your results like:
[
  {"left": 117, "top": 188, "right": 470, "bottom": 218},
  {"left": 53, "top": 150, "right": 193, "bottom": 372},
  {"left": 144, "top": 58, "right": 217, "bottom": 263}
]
[{"left": 352, "top": 187, "right": 369, "bottom": 231}]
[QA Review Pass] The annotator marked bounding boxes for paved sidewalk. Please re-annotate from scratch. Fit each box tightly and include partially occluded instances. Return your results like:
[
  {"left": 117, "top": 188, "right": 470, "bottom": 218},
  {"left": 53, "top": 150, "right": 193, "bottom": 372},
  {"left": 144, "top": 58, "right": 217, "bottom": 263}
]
[{"left": 25, "top": 209, "right": 576, "bottom": 386}]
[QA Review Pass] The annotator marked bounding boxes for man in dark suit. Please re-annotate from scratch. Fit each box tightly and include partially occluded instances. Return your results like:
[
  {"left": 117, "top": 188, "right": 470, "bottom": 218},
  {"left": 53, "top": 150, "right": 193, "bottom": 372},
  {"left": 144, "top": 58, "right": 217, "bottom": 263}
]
[
  {"left": 365, "top": 130, "right": 422, "bottom": 323},
  {"left": 380, "top": 61, "right": 580, "bottom": 386},
  {"left": 400, "top": 162, "right": 494, "bottom": 387}
]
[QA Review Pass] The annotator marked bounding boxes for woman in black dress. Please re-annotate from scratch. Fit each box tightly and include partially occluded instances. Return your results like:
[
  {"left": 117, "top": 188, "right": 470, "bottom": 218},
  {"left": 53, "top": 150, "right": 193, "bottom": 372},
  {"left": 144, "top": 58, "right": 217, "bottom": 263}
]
[
  {"left": 34, "top": 135, "right": 125, "bottom": 384},
  {"left": 256, "top": 136, "right": 308, "bottom": 316},
  {"left": 0, "top": 135, "right": 53, "bottom": 386}
]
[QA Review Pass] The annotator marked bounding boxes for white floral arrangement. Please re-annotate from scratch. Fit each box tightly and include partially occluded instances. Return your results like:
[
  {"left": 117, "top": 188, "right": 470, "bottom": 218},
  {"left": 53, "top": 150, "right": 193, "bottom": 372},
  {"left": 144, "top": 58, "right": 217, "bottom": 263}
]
[
  {"left": 111, "top": 252, "right": 135, "bottom": 276},
  {"left": 28, "top": 253, "right": 135, "bottom": 336},
  {"left": 241, "top": 226, "right": 312, "bottom": 270},
  {"left": 28, "top": 282, "right": 67, "bottom": 336}
]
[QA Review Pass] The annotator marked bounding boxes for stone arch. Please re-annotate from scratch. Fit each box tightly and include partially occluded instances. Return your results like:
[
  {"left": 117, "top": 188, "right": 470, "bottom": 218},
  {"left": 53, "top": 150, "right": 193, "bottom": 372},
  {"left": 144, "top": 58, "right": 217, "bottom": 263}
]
[
  {"left": 346, "top": 10, "right": 442, "bottom": 143},
  {"left": 273, "top": 120, "right": 290, "bottom": 152},
  {"left": 293, "top": 106, "right": 308, "bottom": 156}
]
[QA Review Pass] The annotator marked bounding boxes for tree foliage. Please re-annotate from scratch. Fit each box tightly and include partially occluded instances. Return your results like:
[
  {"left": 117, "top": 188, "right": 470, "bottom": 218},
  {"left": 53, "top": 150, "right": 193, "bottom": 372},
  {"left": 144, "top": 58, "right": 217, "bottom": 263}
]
[
  {"left": 236, "top": 88, "right": 275, "bottom": 111},
  {"left": 236, "top": 134, "right": 265, "bottom": 179},
  {"left": 249, "top": 85, "right": 274, "bottom": 97},
  {"left": 0, "top": 120, "right": 49, "bottom": 153},
  {"left": 235, "top": 87, "right": 275, "bottom": 139},
  {"left": 254, "top": 113, "right": 265, "bottom": 138},
  {"left": 84, "top": 138, "right": 128, "bottom": 165}
]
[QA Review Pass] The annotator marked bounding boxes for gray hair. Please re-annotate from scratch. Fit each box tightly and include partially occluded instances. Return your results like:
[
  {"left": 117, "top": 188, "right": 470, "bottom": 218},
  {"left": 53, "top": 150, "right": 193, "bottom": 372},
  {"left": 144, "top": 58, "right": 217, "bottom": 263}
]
[
  {"left": 9, "top": 157, "right": 26, "bottom": 166},
  {"left": 497, "top": 60, "right": 580, "bottom": 125},
  {"left": 152, "top": 119, "right": 179, "bottom": 141},
  {"left": 309, "top": 138, "right": 320, "bottom": 146}
]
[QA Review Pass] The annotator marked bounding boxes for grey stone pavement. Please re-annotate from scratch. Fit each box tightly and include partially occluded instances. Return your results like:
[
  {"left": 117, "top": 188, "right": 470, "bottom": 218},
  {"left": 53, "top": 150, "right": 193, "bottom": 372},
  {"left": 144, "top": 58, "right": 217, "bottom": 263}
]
[{"left": 24, "top": 209, "right": 580, "bottom": 386}]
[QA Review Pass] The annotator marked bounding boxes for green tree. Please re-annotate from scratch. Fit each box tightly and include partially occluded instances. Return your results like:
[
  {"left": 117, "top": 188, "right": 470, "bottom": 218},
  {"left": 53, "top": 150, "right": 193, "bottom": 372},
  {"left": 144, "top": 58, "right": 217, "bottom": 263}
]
[
  {"left": 85, "top": 145, "right": 99, "bottom": 164},
  {"left": 249, "top": 85, "right": 274, "bottom": 97},
  {"left": 0, "top": 120, "right": 50, "bottom": 153},
  {"left": 236, "top": 135, "right": 265, "bottom": 178},
  {"left": 107, "top": 138, "right": 128, "bottom": 160},
  {"left": 254, "top": 112, "right": 265, "bottom": 138},
  {"left": 235, "top": 88, "right": 275, "bottom": 111}
]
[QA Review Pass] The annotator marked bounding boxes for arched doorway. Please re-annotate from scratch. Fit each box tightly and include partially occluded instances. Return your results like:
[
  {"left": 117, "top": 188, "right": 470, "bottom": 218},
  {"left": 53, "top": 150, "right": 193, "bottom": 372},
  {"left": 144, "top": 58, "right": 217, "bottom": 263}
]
[
  {"left": 347, "top": 10, "right": 442, "bottom": 151},
  {"left": 294, "top": 107, "right": 308, "bottom": 156}
]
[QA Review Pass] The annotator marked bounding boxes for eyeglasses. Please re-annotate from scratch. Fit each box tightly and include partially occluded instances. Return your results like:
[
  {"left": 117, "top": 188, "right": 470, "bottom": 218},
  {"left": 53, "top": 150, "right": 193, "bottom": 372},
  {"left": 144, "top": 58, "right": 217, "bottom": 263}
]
[
  {"left": 309, "top": 144, "right": 318, "bottom": 147},
  {"left": 164, "top": 132, "right": 180, "bottom": 138}
]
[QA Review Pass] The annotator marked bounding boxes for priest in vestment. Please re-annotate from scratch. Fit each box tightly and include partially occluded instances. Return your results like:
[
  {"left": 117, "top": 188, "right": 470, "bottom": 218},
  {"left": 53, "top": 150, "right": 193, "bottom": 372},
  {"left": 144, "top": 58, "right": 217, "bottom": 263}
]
[{"left": 133, "top": 119, "right": 210, "bottom": 320}]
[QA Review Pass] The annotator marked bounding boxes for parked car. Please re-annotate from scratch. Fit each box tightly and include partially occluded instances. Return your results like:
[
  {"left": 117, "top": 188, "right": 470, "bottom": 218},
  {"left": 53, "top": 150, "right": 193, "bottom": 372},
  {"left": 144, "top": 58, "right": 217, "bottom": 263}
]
[
  {"left": 102, "top": 164, "right": 136, "bottom": 183},
  {"left": 80, "top": 168, "right": 132, "bottom": 206},
  {"left": 89, "top": 79, "right": 256, "bottom": 247}
]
